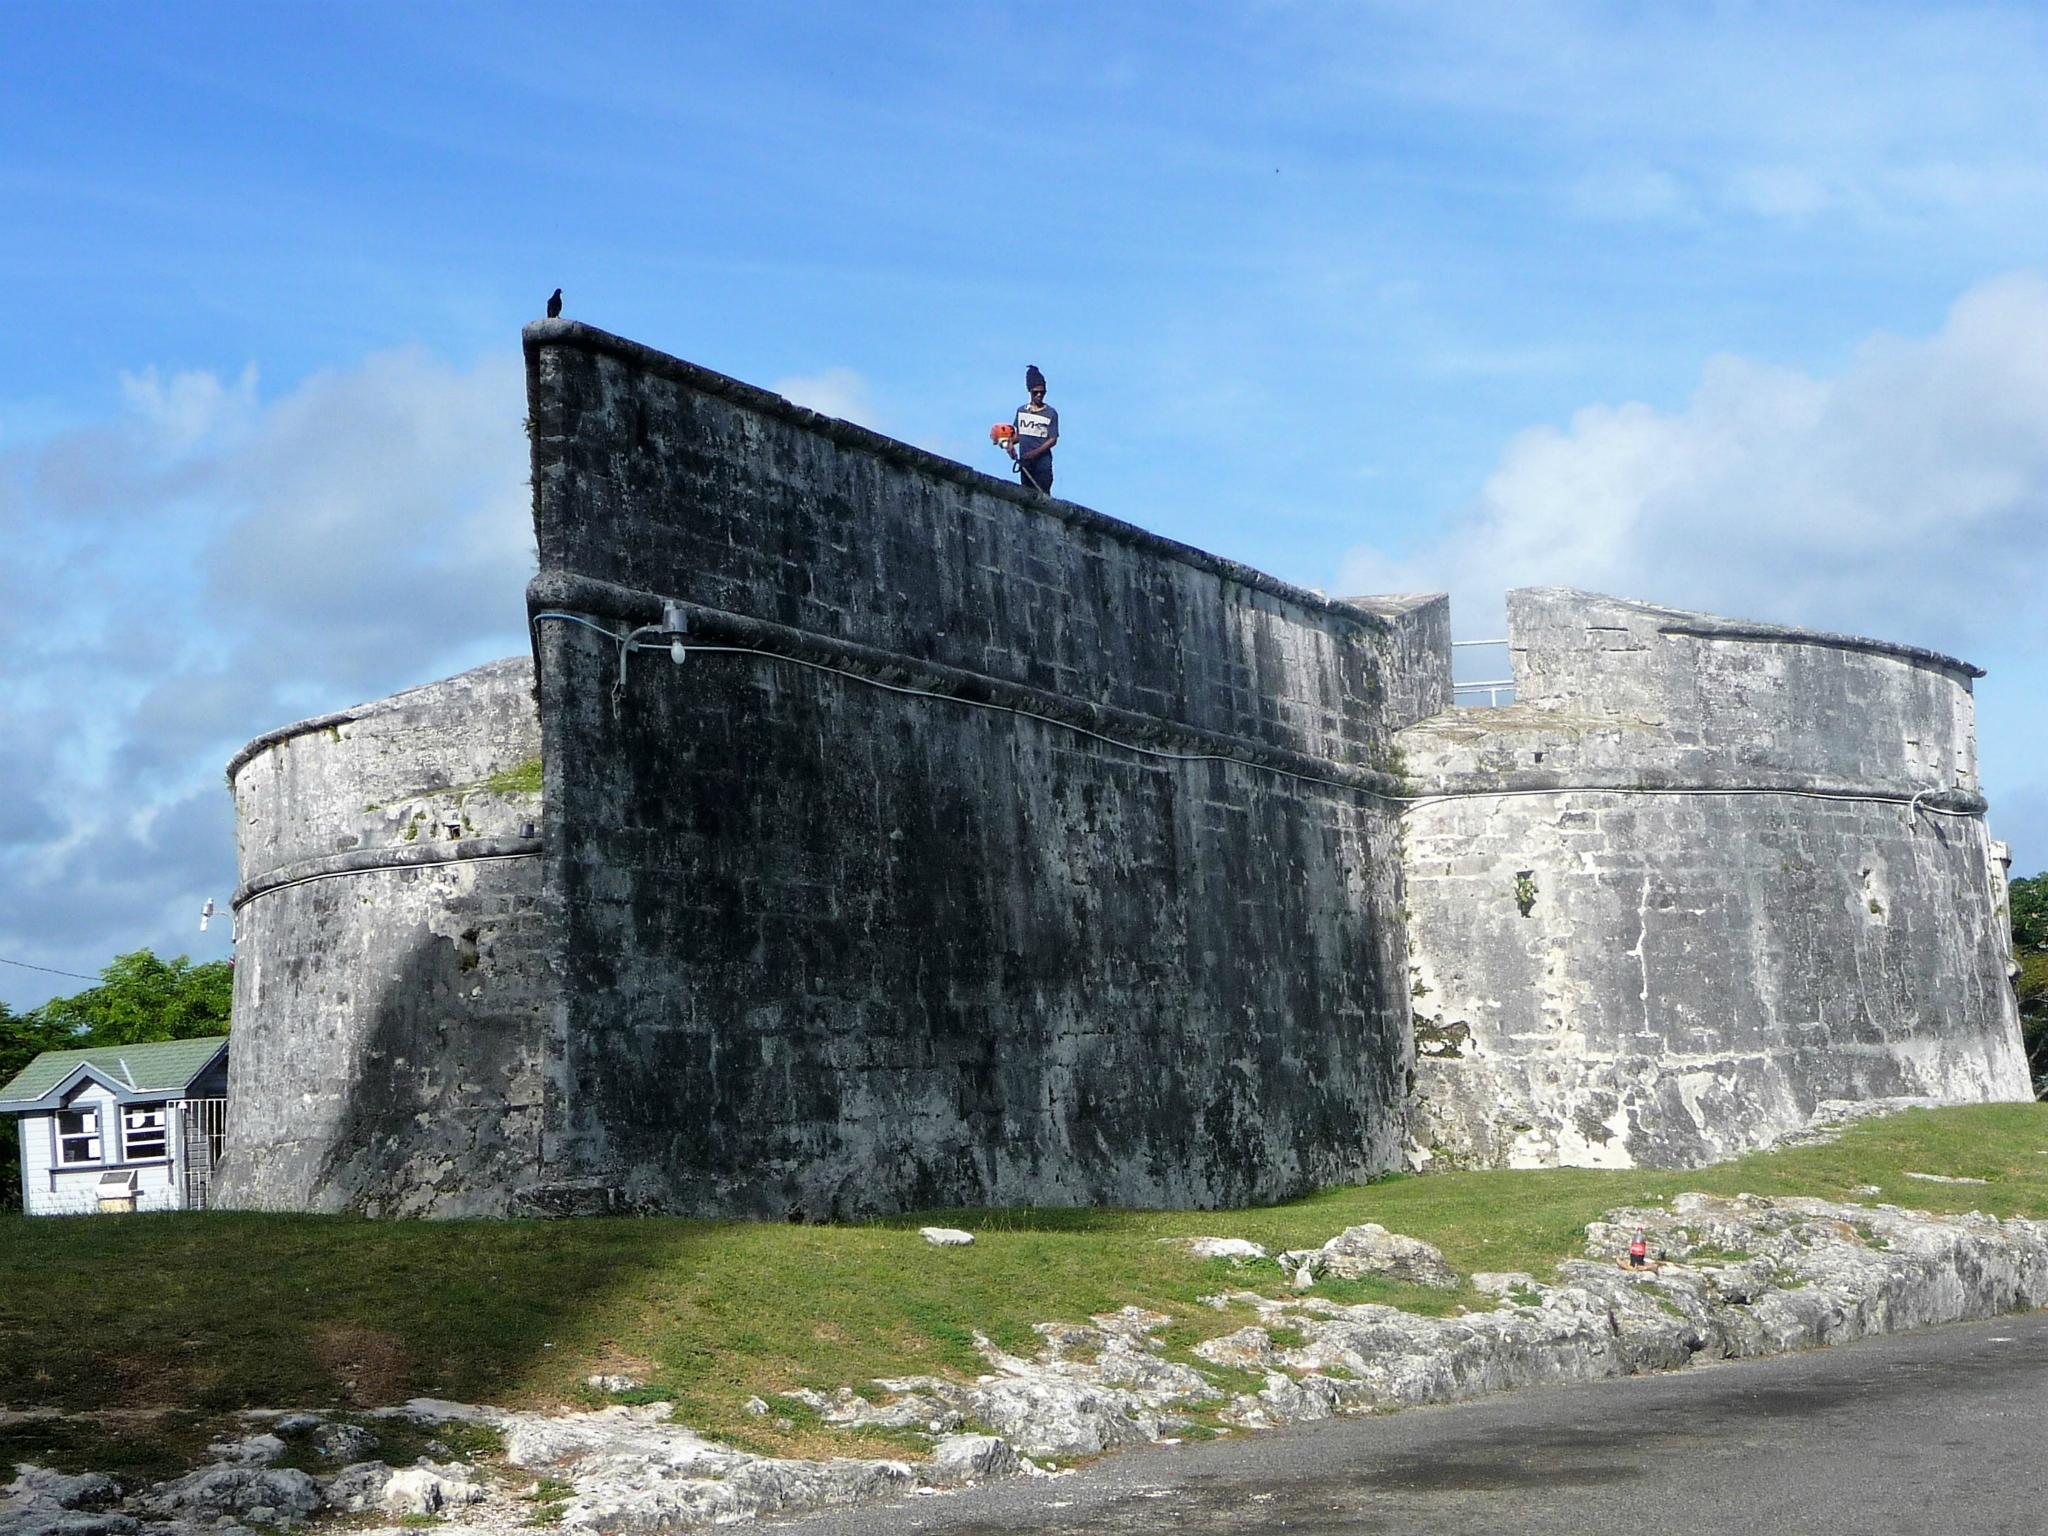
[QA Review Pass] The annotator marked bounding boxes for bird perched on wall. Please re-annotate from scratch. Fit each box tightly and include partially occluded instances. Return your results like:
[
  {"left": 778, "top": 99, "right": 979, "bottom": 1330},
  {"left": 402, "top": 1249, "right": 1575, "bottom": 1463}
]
[{"left": 546, "top": 288, "right": 563, "bottom": 319}]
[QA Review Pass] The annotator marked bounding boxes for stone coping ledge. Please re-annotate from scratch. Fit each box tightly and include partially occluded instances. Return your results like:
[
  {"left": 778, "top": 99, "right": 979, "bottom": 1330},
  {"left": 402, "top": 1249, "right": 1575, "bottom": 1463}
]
[
  {"left": 1658, "top": 617, "right": 1984, "bottom": 679},
  {"left": 1511, "top": 587, "right": 1984, "bottom": 679},
  {"left": 1398, "top": 778, "right": 1988, "bottom": 816},
  {"left": 232, "top": 836, "right": 544, "bottom": 911},
  {"left": 224, "top": 657, "right": 537, "bottom": 784},
  {"left": 224, "top": 705, "right": 364, "bottom": 784},
  {"left": 522, "top": 318, "right": 1412, "bottom": 636}
]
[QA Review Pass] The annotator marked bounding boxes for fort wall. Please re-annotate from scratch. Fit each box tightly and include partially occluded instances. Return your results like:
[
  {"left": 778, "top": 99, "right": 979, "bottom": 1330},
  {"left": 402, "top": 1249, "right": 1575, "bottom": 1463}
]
[
  {"left": 211, "top": 322, "right": 2033, "bottom": 1216},
  {"left": 1397, "top": 589, "right": 2030, "bottom": 1169},
  {"left": 519, "top": 320, "right": 1442, "bottom": 1217}
]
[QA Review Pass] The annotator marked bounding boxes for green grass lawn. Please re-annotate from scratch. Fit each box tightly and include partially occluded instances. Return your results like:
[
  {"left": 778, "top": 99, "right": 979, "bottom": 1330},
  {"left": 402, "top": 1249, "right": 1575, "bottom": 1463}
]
[{"left": 6, "top": 1102, "right": 2047, "bottom": 1476}]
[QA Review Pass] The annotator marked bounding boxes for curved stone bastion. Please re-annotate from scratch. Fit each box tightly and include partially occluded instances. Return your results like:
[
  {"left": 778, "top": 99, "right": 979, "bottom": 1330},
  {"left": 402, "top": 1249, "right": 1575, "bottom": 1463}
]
[
  {"left": 1397, "top": 587, "right": 2030, "bottom": 1170},
  {"left": 211, "top": 320, "right": 2029, "bottom": 1217},
  {"left": 215, "top": 657, "right": 549, "bottom": 1215}
]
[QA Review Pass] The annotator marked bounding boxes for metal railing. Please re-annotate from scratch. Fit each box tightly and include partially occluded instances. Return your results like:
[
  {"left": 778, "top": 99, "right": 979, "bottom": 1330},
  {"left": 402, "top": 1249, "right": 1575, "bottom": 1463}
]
[
  {"left": 1451, "top": 639, "right": 1514, "bottom": 707},
  {"left": 175, "top": 1097, "right": 227, "bottom": 1210}
]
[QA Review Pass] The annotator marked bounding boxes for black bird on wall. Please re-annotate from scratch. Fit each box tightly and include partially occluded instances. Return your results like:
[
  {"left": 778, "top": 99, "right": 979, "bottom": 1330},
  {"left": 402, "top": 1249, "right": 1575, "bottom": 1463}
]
[{"left": 546, "top": 288, "right": 563, "bottom": 319}]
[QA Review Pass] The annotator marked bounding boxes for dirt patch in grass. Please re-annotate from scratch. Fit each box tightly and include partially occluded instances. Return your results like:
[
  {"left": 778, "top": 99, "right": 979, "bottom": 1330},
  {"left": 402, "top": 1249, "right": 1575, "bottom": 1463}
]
[{"left": 312, "top": 1325, "right": 412, "bottom": 1408}]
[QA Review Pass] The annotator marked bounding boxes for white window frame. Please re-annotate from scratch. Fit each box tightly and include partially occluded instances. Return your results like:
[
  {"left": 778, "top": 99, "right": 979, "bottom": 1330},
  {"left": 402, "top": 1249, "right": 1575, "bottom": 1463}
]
[
  {"left": 121, "top": 1103, "right": 170, "bottom": 1163},
  {"left": 56, "top": 1105, "right": 103, "bottom": 1166}
]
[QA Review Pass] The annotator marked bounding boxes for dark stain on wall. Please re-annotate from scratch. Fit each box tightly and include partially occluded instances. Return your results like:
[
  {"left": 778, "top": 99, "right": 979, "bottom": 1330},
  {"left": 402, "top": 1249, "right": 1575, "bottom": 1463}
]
[{"left": 521, "top": 321, "right": 1444, "bottom": 1217}]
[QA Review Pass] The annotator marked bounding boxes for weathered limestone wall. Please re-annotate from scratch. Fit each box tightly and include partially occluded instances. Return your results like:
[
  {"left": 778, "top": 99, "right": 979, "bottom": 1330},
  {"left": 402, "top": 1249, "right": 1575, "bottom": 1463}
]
[
  {"left": 522, "top": 319, "right": 1445, "bottom": 1217},
  {"left": 214, "top": 658, "right": 551, "bottom": 1216},
  {"left": 1398, "top": 588, "right": 2030, "bottom": 1170},
  {"left": 220, "top": 326, "right": 2025, "bottom": 1212}
]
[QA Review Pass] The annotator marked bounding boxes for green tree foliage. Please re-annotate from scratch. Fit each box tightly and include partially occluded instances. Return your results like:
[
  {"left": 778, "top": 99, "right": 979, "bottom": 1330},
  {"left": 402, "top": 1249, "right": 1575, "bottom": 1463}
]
[
  {"left": 2011, "top": 872, "right": 2048, "bottom": 1098},
  {"left": 1, "top": 952, "right": 232, "bottom": 1211},
  {"left": 0, "top": 1000, "right": 68, "bottom": 1105},
  {"left": 22, "top": 952, "right": 233, "bottom": 1049}
]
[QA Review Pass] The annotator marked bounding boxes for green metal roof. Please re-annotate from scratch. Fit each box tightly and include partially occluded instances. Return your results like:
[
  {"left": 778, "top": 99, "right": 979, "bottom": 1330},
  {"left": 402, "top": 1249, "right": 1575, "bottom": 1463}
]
[{"left": 0, "top": 1035, "right": 228, "bottom": 1106}]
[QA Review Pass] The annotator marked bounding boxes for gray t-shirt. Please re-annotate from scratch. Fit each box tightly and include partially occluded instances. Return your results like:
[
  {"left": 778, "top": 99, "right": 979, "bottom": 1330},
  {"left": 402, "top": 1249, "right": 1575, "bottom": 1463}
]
[{"left": 1013, "top": 403, "right": 1057, "bottom": 466}]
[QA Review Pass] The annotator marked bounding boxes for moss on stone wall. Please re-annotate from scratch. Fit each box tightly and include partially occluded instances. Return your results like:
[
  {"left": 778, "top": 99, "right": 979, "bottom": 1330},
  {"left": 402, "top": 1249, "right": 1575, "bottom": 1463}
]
[{"left": 483, "top": 757, "right": 544, "bottom": 796}]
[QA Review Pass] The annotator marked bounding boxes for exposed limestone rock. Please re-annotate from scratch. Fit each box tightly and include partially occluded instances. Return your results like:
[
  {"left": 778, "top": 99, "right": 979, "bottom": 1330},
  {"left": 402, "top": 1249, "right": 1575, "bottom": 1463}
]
[
  {"left": 320, "top": 1464, "right": 395, "bottom": 1515},
  {"left": 0, "top": 1468, "right": 135, "bottom": 1536},
  {"left": 792, "top": 1196, "right": 2048, "bottom": 1472},
  {"left": 777, "top": 1388, "right": 963, "bottom": 1435},
  {"left": 0, "top": 1511, "right": 140, "bottom": 1536},
  {"left": 1469, "top": 1271, "right": 1539, "bottom": 1297},
  {"left": 1173, "top": 1238, "right": 1268, "bottom": 1262},
  {"left": 202, "top": 1437, "right": 284, "bottom": 1469},
  {"left": 502, "top": 1402, "right": 917, "bottom": 1530},
  {"left": 133, "top": 1467, "right": 324, "bottom": 1523},
  {"left": 1280, "top": 1224, "right": 1457, "bottom": 1287},
  {"left": 923, "top": 1435, "right": 1021, "bottom": 1486},
  {"left": 306, "top": 1425, "right": 378, "bottom": 1464},
  {"left": 374, "top": 1466, "right": 483, "bottom": 1518},
  {"left": 3, "top": 1473, "right": 122, "bottom": 1515},
  {"left": 364, "top": 1399, "right": 504, "bottom": 1425}
]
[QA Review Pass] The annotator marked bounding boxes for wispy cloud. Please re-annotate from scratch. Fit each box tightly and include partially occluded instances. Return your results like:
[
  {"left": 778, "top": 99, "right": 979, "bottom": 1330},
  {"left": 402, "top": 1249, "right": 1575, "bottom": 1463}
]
[
  {"left": 1330, "top": 3, "right": 2048, "bottom": 233},
  {"left": 0, "top": 348, "right": 531, "bottom": 1004},
  {"left": 771, "top": 367, "right": 884, "bottom": 431},
  {"left": 1342, "top": 269, "right": 2048, "bottom": 864},
  {"left": 1343, "top": 270, "right": 2048, "bottom": 658}
]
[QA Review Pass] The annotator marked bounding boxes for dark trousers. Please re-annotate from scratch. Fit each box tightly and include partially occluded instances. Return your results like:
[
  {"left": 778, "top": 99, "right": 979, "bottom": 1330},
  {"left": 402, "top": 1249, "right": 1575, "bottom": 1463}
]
[{"left": 1019, "top": 456, "right": 1053, "bottom": 495}]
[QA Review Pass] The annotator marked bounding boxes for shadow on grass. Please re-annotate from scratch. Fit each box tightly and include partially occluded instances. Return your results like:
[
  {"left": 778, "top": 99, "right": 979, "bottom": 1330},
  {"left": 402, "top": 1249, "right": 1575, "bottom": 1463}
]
[
  {"left": 0, "top": 1210, "right": 704, "bottom": 1413},
  {"left": 4, "top": 1103, "right": 2044, "bottom": 1475}
]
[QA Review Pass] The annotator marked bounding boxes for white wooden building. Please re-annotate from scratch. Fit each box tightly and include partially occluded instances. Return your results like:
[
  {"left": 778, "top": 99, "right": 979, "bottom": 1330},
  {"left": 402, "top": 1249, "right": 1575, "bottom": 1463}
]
[{"left": 2, "top": 1036, "right": 229, "bottom": 1215}]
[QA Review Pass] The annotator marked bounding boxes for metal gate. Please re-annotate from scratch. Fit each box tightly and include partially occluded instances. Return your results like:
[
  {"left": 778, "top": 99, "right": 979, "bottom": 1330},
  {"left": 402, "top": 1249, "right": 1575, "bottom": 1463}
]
[{"left": 175, "top": 1097, "right": 227, "bottom": 1210}]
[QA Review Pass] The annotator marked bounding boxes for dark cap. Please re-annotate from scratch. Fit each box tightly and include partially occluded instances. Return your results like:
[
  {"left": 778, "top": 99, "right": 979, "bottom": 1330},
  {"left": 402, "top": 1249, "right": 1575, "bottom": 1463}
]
[{"left": 1025, "top": 364, "right": 1047, "bottom": 391}]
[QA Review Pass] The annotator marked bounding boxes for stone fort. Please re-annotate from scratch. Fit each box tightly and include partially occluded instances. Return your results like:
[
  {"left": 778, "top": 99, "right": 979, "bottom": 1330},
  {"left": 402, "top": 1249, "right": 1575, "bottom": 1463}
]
[{"left": 212, "top": 320, "right": 2030, "bottom": 1218}]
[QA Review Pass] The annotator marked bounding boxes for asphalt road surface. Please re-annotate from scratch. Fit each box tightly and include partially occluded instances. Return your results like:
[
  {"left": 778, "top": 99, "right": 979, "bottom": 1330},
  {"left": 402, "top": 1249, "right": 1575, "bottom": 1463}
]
[{"left": 769, "top": 1312, "right": 2048, "bottom": 1535}]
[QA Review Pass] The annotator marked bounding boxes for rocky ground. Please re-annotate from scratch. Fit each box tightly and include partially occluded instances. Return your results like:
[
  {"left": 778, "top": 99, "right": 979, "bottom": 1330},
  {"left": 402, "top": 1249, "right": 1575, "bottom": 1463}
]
[{"left": 8, "top": 1192, "right": 2045, "bottom": 1535}]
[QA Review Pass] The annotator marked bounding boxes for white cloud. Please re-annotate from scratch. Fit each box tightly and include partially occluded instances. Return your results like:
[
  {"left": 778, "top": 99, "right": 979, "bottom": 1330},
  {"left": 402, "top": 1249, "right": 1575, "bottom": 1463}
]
[
  {"left": 1325, "top": 4, "right": 2048, "bottom": 234},
  {"left": 1343, "top": 270, "right": 2048, "bottom": 660},
  {"left": 1342, "top": 268, "right": 2048, "bottom": 867},
  {"left": 771, "top": 367, "right": 883, "bottom": 430},
  {"left": 119, "top": 365, "right": 261, "bottom": 453},
  {"left": 0, "top": 348, "right": 531, "bottom": 1005}
]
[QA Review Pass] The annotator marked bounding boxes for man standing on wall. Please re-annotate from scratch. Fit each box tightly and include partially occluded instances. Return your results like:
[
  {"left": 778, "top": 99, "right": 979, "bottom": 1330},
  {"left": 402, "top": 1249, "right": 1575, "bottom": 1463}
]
[{"left": 1011, "top": 365, "right": 1058, "bottom": 496}]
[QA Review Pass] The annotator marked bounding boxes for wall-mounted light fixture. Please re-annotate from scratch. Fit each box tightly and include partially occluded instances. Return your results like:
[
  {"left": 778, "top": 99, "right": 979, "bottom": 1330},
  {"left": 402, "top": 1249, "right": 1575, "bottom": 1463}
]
[{"left": 663, "top": 600, "right": 689, "bottom": 665}]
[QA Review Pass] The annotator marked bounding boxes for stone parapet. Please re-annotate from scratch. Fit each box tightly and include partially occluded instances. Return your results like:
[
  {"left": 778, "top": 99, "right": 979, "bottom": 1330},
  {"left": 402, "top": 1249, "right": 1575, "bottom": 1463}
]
[
  {"left": 1503, "top": 587, "right": 1982, "bottom": 799},
  {"left": 1397, "top": 588, "right": 2028, "bottom": 1171}
]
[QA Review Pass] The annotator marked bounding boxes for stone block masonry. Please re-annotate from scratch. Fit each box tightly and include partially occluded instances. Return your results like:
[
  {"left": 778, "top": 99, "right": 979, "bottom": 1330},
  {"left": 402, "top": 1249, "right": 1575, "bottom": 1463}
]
[
  {"left": 1398, "top": 588, "right": 2030, "bottom": 1170},
  {"left": 212, "top": 319, "right": 2030, "bottom": 1218},
  {"left": 215, "top": 658, "right": 549, "bottom": 1215},
  {"left": 520, "top": 319, "right": 1445, "bottom": 1217}
]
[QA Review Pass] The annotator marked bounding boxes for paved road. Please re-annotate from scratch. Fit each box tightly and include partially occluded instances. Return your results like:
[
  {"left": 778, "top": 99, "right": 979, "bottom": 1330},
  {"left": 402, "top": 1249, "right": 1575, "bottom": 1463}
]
[{"left": 770, "top": 1312, "right": 2048, "bottom": 1535}]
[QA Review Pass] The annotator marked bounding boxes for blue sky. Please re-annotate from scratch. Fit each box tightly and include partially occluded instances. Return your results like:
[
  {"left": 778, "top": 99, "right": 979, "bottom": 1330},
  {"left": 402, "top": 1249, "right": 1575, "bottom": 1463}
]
[{"left": 3, "top": 2, "right": 2047, "bottom": 1004}]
